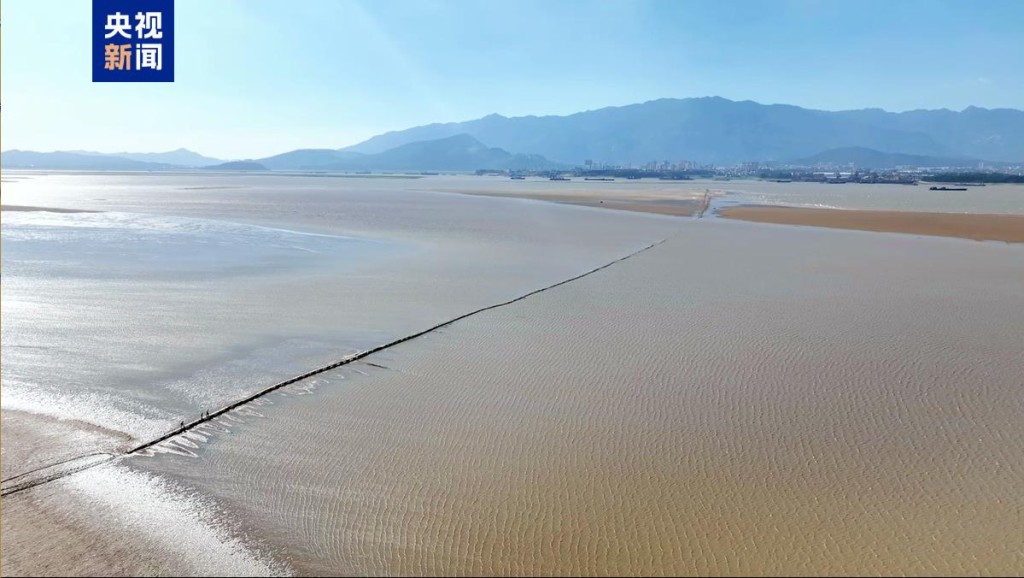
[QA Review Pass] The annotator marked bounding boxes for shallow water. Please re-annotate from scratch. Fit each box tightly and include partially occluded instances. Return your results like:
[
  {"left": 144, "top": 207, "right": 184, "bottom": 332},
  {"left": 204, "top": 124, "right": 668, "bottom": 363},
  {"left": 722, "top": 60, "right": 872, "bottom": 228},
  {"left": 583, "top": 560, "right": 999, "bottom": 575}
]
[
  {"left": 3, "top": 173, "right": 1023, "bottom": 575},
  {"left": 131, "top": 219, "right": 1024, "bottom": 575},
  {"left": 1, "top": 210, "right": 394, "bottom": 279},
  {"left": 1, "top": 172, "right": 680, "bottom": 477}
]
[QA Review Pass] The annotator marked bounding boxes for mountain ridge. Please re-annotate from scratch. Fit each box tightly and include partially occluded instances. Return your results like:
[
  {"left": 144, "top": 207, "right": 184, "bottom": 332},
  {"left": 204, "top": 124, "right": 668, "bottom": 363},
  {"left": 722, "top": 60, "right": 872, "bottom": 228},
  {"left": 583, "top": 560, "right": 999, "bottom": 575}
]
[
  {"left": 60, "top": 148, "right": 223, "bottom": 167},
  {"left": 254, "top": 134, "right": 563, "bottom": 171},
  {"left": 343, "top": 97, "right": 1024, "bottom": 164},
  {"left": 2, "top": 150, "right": 181, "bottom": 171}
]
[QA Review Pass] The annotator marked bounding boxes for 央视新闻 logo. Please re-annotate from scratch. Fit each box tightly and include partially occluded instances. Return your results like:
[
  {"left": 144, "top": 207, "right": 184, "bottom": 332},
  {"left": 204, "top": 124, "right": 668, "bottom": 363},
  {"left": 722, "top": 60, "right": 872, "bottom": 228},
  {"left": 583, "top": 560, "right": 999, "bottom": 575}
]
[{"left": 93, "top": 0, "right": 174, "bottom": 82}]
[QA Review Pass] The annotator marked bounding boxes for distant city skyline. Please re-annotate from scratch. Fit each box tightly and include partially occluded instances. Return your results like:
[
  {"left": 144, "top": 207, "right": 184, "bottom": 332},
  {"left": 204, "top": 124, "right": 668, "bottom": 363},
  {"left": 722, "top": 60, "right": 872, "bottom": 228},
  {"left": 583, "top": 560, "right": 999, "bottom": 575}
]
[{"left": 3, "top": 0, "right": 1023, "bottom": 158}]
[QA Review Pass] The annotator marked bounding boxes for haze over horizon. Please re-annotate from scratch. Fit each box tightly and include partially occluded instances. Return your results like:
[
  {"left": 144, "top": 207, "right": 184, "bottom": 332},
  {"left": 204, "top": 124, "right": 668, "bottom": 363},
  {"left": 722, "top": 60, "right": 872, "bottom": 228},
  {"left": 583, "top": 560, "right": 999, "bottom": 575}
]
[{"left": 3, "top": 0, "right": 1023, "bottom": 158}]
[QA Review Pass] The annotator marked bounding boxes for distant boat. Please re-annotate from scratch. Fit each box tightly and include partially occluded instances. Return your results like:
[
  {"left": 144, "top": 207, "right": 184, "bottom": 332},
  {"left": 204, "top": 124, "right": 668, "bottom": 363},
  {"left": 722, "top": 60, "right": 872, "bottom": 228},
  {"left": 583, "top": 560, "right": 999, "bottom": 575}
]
[
  {"left": 584, "top": 177, "right": 614, "bottom": 181},
  {"left": 550, "top": 176, "right": 570, "bottom": 181},
  {"left": 929, "top": 186, "right": 968, "bottom": 191},
  {"left": 771, "top": 179, "right": 792, "bottom": 183},
  {"left": 510, "top": 176, "right": 526, "bottom": 180}
]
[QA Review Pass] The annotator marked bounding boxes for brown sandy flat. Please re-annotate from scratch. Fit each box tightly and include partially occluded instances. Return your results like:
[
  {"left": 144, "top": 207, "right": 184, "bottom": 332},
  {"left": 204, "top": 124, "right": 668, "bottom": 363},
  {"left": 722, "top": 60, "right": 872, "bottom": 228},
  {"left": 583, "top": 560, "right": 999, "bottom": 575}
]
[
  {"left": 720, "top": 205, "right": 1024, "bottom": 243},
  {"left": 1, "top": 205, "right": 98, "bottom": 213}
]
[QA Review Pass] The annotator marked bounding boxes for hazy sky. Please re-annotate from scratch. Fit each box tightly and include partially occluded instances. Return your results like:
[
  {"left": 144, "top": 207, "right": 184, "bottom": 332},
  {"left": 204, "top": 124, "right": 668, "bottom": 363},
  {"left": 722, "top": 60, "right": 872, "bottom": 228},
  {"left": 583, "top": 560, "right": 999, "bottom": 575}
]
[{"left": 3, "top": 0, "right": 1022, "bottom": 158}]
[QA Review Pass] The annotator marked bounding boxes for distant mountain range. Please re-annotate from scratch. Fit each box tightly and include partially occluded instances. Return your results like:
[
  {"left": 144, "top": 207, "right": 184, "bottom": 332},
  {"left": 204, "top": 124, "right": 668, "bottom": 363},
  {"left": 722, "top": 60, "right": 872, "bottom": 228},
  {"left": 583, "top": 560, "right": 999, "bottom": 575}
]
[
  {"left": 2, "top": 135, "right": 562, "bottom": 172},
  {"left": 3, "top": 148, "right": 223, "bottom": 170},
  {"left": 257, "top": 149, "right": 366, "bottom": 170},
  {"left": 2, "top": 150, "right": 182, "bottom": 171},
  {"left": 203, "top": 160, "right": 269, "bottom": 171},
  {"left": 5, "top": 97, "right": 1023, "bottom": 171},
  {"left": 345, "top": 97, "right": 1024, "bottom": 165},
  {"left": 254, "top": 134, "right": 562, "bottom": 171},
  {"left": 60, "top": 148, "right": 224, "bottom": 167}
]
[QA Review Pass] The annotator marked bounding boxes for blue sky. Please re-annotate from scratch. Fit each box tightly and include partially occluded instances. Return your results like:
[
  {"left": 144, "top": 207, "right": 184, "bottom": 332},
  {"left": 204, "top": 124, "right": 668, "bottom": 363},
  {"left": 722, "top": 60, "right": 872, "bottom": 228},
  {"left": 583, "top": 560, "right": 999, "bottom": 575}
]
[{"left": 3, "top": 0, "right": 1022, "bottom": 159}]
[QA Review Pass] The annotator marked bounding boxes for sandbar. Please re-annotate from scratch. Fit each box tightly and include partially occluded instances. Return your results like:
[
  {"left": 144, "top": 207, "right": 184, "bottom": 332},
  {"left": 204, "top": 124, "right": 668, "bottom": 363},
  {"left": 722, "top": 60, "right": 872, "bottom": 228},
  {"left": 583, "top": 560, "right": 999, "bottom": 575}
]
[
  {"left": 454, "top": 190, "right": 703, "bottom": 216},
  {"left": 720, "top": 205, "right": 1024, "bottom": 243}
]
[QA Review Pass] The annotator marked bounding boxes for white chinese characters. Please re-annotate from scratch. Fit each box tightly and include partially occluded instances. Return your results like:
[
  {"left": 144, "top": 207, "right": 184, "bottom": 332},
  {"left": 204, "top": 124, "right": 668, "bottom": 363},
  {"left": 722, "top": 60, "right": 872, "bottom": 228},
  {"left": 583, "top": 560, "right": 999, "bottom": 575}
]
[
  {"left": 103, "top": 11, "right": 163, "bottom": 41},
  {"left": 135, "top": 12, "right": 163, "bottom": 39},
  {"left": 136, "top": 44, "right": 163, "bottom": 71},
  {"left": 104, "top": 12, "right": 132, "bottom": 39}
]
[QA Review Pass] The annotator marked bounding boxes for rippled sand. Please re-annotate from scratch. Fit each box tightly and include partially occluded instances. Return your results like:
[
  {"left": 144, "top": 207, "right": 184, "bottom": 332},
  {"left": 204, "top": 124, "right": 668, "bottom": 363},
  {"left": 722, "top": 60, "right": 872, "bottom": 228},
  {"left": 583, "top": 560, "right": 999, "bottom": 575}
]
[{"left": 124, "top": 220, "right": 1024, "bottom": 575}]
